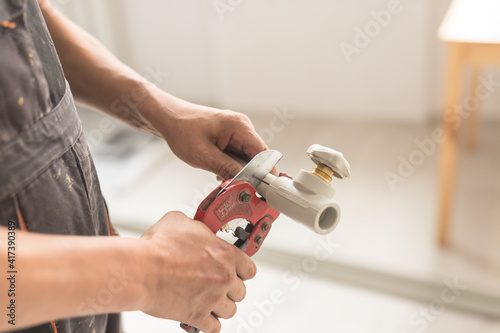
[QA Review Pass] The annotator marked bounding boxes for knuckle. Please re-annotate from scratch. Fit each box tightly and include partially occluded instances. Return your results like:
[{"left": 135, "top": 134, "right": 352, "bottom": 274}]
[
  {"left": 185, "top": 309, "right": 204, "bottom": 328},
  {"left": 211, "top": 270, "right": 230, "bottom": 290},
  {"left": 212, "top": 238, "right": 231, "bottom": 254},
  {"left": 237, "top": 113, "right": 251, "bottom": 124},
  {"left": 224, "top": 110, "right": 251, "bottom": 126},
  {"left": 207, "top": 265, "right": 233, "bottom": 287},
  {"left": 166, "top": 210, "right": 186, "bottom": 219},
  {"left": 218, "top": 269, "right": 233, "bottom": 285}
]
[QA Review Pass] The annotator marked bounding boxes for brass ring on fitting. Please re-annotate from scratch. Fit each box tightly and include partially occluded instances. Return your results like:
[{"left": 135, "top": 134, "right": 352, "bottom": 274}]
[{"left": 312, "top": 163, "right": 334, "bottom": 183}]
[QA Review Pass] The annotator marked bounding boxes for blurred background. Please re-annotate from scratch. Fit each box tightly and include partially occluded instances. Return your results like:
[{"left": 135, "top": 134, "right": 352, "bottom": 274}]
[{"left": 55, "top": 0, "right": 500, "bottom": 332}]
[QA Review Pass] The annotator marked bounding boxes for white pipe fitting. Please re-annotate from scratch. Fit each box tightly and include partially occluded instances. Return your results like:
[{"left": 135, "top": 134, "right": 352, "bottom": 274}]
[{"left": 257, "top": 171, "right": 341, "bottom": 235}]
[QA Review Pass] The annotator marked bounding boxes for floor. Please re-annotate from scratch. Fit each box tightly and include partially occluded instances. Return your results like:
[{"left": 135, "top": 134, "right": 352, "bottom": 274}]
[
  {"left": 120, "top": 261, "right": 500, "bottom": 333},
  {"left": 80, "top": 109, "right": 500, "bottom": 332}
]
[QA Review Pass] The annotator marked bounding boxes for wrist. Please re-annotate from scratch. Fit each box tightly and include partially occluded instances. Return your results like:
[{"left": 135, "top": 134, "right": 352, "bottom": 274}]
[{"left": 121, "top": 237, "right": 156, "bottom": 313}]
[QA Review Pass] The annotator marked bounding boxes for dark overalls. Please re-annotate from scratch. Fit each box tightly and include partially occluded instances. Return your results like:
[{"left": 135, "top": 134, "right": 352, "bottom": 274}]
[{"left": 1, "top": 0, "right": 121, "bottom": 332}]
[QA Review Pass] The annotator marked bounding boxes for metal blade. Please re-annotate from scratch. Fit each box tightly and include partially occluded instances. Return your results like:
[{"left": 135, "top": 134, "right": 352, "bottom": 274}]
[{"left": 218, "top": 150, "right": 282, "bottom": 195}]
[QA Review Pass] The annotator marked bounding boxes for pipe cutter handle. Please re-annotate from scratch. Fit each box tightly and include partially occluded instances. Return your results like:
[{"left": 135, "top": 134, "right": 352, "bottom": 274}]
[{"left": 180, "top": 179, "right": 279, "bottom": 333}]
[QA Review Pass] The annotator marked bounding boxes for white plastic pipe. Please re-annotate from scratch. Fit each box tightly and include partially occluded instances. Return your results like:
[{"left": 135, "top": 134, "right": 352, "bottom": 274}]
[{"left": 257, "top": 171, "right": 341, "bottom": 235}]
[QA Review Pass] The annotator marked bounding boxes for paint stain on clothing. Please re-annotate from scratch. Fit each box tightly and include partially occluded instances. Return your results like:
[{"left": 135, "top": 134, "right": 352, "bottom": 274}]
[
  {"left": 18, "top": 97, "right": 24, "bottom": 105},
  {"left": 54, "top": 168, "right": 61, "bottom": 179},
  {"left": 65, "top": 173, "right": 73, "bottom": 190},
  {"left": 1, "top": 20, "right": 16, "bottom": 29}
]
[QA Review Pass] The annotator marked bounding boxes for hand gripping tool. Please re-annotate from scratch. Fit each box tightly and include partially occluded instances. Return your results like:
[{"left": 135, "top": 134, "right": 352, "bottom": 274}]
[{"left": 181, "top": 144, "right": 350, "bottom": 333}]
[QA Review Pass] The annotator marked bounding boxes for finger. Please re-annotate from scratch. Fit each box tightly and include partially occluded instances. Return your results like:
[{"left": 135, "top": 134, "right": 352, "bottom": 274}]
[
  {"left": 220, "top": 121, "right": 267, "bottom": 161},
  {"left": 235, "top": 130, "right": 279, "bottom": 176},
  {"left": 240, "top": 132, "right": 269, "bottom": 161},
  {"left": 220, "top": 112, "right": 267, "bottom": 159},
  {"left": 223, "top": 149, "right": 250, "bottom": 165},
  {"left": 234, "top": 252, "right": 257, "bottom": 281},
  {"left": 195, "top": 314, "right": 221, "bottom": 333},
  {"left": 212, "top": 299, "right": 238, "bottom": 320},
  {"left": 227, "top": 279, "right": 246, "bottom": 303},
  {"left": 270, "top": 165, "right": 279, "bottom": 176},
  {"left": 208, "top": 148, "right": 245, "bottom": 180}
]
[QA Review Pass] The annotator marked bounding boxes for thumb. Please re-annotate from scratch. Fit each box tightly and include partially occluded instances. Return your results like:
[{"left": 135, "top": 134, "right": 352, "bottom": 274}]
[{"left": 207, "top": 149, "right": 245, "bottom": 181}]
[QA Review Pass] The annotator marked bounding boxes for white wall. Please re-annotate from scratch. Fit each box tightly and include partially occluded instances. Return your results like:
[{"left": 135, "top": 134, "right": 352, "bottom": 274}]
[
  {"left": 58, "top": 0, "right": 500, "bottom": 123},
  {"left": 210, "top": 0, "right": 432, "bottom": 122},
  {"left": 52, "top": 0, "right": 116, "bottom": 51}
]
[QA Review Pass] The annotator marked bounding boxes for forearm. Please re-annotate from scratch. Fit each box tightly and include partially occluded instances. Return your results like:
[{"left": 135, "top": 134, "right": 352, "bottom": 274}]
[
  {"left": 37, "top": 1, "right": 270, "bottom": 180},
  {"left": 0, "top": 227, "right": 149, "bottom": 331},
  {"left": 38, "top": 0, "right": 180, "bottom": 135}
]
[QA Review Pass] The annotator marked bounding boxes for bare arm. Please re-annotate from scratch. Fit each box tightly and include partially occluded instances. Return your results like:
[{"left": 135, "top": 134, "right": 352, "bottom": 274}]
[
  {"left": 37, "top": 0, "right": 269, "bottom": 180},
  {"left": 0, "top": 212, "right": 256, "bottom": 333},
  {"left": 38, "top": 0, "right": 161, "bottom": 134},
  {"left": 9, "top": 4, "right": 259, "bottom": 331},
  {"left": 1, "top": 226, "right": 147, "bottom": 328}
]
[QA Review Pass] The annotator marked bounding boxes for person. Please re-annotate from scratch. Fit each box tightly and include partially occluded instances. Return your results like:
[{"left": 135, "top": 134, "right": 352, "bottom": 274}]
[{"left": 0, "top": 0, "right": 269, "bottom": 332}]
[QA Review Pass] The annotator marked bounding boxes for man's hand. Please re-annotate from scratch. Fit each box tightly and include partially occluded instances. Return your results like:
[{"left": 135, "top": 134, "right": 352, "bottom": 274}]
[
  {"left": 140, "top": 211, "right": 256, "bottom": 333},
  {"left": 149, "top": 95, "right": 268, "bottom": 180},
  {"left": 0, "top": 212, "right": 256, "bottom": 332}
]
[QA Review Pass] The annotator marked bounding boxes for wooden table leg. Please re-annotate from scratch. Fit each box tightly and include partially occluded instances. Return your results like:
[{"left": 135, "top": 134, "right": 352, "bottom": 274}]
[
  {"left": 437, "top": 43, "right": 462, "bottom": 246},
  {"left": 467, "top": 66, "right": 480, "bottom": 150}
]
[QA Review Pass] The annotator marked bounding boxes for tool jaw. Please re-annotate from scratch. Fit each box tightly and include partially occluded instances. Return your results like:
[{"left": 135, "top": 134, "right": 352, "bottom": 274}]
[{"left": 219, "top": 150, "right": 282, "bottom": 195}]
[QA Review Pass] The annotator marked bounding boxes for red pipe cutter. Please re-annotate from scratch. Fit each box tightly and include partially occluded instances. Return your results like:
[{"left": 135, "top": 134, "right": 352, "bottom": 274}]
[
  {"left": 181, "top": 145, "right": 351, "bottom": 332},
  {"left": 181, "top": 150, "right": 283, "bottom": 333}
]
